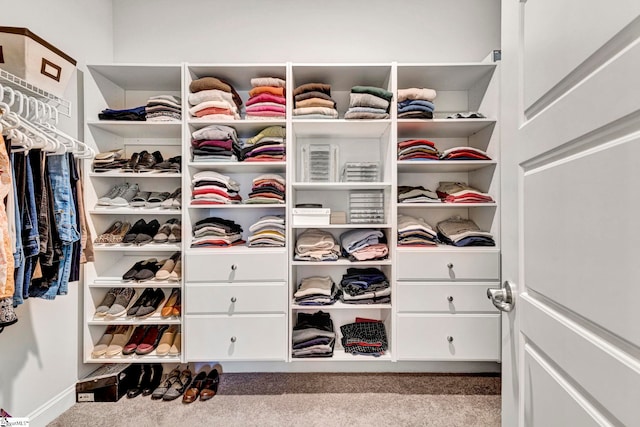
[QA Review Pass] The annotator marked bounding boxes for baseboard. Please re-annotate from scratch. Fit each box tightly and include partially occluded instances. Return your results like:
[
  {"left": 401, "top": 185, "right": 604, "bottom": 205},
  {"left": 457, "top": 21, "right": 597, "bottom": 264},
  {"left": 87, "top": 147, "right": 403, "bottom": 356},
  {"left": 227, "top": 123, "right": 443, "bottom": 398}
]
[{"left": 27, "top": 384, "right": 76, "bottom": 427}]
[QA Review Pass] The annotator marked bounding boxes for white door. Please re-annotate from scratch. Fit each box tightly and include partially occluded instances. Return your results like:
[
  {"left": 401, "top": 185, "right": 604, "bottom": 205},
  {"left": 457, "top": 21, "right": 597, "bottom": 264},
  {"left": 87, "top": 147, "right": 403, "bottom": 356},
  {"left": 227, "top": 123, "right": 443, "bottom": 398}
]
[{"left": 500, "top": 1, "right": 640, "bottom": 426}]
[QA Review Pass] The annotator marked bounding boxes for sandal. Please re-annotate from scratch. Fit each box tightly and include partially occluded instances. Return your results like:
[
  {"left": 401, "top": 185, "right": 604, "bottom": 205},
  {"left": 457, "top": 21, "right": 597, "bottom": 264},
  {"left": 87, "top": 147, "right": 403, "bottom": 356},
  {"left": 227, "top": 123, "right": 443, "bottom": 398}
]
[
  {"left": 168, "top": 223, "right": 182, "bottom": 243},
  {"left": 162, "top": 367, "right": 192, "bottom": 401},
  {"left": 129, "top": 190, "right": 151, "bottom": 207},
  {"left": 151, "top": 366, "right": 181, "bottom": 400},
  {"left": 161, "top": 188, "right": 181, "bottom": 209},
  {"left": 95, "top": 220, "right": 123, "bottom": 244},
  {"left": 153, "top": 219, "right": 179, "bottom": 243}
]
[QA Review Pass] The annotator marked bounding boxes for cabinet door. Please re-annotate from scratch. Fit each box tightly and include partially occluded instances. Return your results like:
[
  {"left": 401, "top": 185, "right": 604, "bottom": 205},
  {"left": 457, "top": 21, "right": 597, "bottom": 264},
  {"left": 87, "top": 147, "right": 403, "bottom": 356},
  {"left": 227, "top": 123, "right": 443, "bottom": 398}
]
[{"left": 185, "top": 314, "right": 287, "bottom": 361}]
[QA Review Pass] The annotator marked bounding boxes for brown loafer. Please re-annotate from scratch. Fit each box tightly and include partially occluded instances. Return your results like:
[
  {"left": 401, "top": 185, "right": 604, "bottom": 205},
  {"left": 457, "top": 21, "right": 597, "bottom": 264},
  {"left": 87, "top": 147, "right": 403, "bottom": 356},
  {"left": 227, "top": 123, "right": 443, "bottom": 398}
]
[
  {"left": 182, "top": 371, "right": 207, "bottom": 404},
  {"left": 199, "top": 369, "right": 220, "bottom": 401}
]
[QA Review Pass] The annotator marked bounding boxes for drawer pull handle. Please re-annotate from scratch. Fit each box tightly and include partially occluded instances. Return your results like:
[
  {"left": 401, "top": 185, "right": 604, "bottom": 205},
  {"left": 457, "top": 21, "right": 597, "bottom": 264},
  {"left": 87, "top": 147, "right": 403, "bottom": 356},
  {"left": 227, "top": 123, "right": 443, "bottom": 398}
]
[
  {"left": 447, "top": 263, "right": 454, "bottom": 269},
  {"left": 230, "top": 336, "right": 237, "bottom": 343},
  {"left": 230, "top": 297, "right": 237, "bottom": 303},
  {"left": 447, "top": 336, "right": 454, "bottom": 343},
  {"left": 447, "top": 296, "right": 454, "bottom": 302},
  {"left": 231, "top": 264, "right": 238, "bottom": 271}
]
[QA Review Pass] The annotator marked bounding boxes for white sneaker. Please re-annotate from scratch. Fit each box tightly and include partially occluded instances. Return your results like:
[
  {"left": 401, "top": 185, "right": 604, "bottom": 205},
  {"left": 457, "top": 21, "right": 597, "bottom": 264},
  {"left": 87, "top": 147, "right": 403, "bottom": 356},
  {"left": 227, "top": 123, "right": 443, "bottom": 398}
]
[{"left": 98, "top": 183, "right": 129, "bottom": 206}]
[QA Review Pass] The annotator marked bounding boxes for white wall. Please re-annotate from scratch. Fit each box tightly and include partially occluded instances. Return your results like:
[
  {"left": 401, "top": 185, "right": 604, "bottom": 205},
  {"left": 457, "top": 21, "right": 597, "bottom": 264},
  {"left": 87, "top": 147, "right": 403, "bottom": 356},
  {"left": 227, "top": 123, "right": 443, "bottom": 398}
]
[
  {"left": 113, "top": 0, "right": 500, "bottom": 63},
  {"left": 0, "top": 1, "right": 113, "bottom": 424}
]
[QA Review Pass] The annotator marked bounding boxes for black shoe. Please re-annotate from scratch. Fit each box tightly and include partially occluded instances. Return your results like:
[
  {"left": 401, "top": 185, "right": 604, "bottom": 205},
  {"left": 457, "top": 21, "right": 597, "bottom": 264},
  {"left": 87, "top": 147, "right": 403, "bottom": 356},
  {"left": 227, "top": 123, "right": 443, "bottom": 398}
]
[
  {"left": 142, "top": 364, "right": 164, "bottom": 396},
  {"left": 127, "top": 364, "right": 150, "bottom": 398},
  {"left": 134, "top": 219, "right": 161, "bottom": 246},
  {"left": 126, "top": 288, "right": 155, "bottom": 316},
  {"left": 134, "top": 288, "right": 166, "bottom": 318},
  {"left": 122, "top": 219, "right": 147, "bottom": 245},
  {"left": 122, "top": 258, "right": 157, "bottom": 281}
]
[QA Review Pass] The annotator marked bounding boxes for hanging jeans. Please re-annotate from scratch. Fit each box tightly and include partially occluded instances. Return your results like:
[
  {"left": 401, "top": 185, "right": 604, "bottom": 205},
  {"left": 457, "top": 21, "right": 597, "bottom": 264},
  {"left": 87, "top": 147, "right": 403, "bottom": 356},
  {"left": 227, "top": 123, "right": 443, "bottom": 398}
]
[
  {"left": 11, "top": 153, "right": 25, "bottom": 306},
  {"left": 39, "top": 154, "right": 80, "bottom": 299},
  {"left": 20, "top": 153, "right": 40, "bottom": 301}
]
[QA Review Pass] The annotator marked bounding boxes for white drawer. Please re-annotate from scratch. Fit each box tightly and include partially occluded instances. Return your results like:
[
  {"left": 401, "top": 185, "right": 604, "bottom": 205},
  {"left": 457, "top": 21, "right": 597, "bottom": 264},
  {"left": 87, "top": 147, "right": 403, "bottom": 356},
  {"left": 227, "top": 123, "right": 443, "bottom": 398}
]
[
  {"left": 185, "top": 314, "right": 286, "bottom": 361},
  {"left": 397, "top": 282, "right": 499, "bottom": 313},
  {"left": 396, "top": 314, "right": 500, "bottom": 361},
  {"left": 185, "top": 251, "right": 287, "bottom": 282},
  {"left": 396, "top": 250, "right": 500, "bottom": 280},
  {"left": 185, "top": 282, "right": 287, "bottom": 314}
]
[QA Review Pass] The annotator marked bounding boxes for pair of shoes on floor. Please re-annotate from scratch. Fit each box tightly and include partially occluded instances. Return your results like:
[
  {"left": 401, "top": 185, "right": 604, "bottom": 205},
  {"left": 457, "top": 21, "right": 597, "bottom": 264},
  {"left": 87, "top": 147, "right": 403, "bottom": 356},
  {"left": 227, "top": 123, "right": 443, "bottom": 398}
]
[
  {"left": 122, "top": 258, "right": 165, "bottom": 282},
  {"left": 92, "top": 325, "right": 132, "bottom": 357},
  {"left": 160, "top": 187, "right": 182, "bottom": 209},
  {"left": 126, "top": 288, "right": 166, "bottom": 318},
  {"left": 153, "top": 219, "right": 181, "bottom": 243},
  {"left": 97, "top": 182, "right": 139, "bottom": 207},
  {"left": 94, "top": 220, "right": 132, "bottom": 244},
  {"left": 160, "top": 288, "right": 181, "bottom": 317},
  {"left": 155, "top": 253, "right": 182, "bottom": 282},
  {"left": 152, "top": 366, "right": 193, "bottom": 401},
  {"left": 183, "top": 369, "right": 220, "bottom": 403},
  {"left": 94, "top": 287, "right": 135, "bottom": 318},
  {"left": 130, "top": 190, "right": 172, "bottom": 208},
  {"left": 122, "top": 324, "right": 172, "bottom": 355},
  {"left": 122, "top": 220, "right": 161, "bottom": 246},
  {"left": 126, "top": 364, "right": 163, "bottom": 398}
]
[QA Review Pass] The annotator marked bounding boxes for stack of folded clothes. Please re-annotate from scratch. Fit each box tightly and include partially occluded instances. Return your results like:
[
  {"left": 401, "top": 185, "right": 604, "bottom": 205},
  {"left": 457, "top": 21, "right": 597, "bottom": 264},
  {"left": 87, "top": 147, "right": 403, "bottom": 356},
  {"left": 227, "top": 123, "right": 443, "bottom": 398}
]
[
  {"left": 247, "top": 215, "right": 285, "bottom": 247},
  {"left": 397, "top": 139, "right": 440, "bottom": 161},
  {"left": 397, "top": 87, "right": 437, "bottom": 119},
  {"left": 246, "top": 77, "right": 286, "bottom": 119},
  {"left": 436, "top": 181, "right": 494, "bottom": 203},
  {"left": 145, "top": 95, "right": 182, "bottom": 122},
  {"left": 244, "top": 174, "right": 285, "bottom": 204},
  {"left": 99, "top": 106, "right": 146, "bottom": 121},
  {"left": 339, "top": 229, "right": 388, "bottom": 262},
  {"left": 397, "top": 215, "right": 438, "bottom": 246},
  {"left": 397, "top": 185, "right": 441, "bottom": 204},
  {"left": 440, "top": 146, "right": 491, "bottom": 161},
  {"left": 292, "top": 311, "right": 336, "bottom": 358},
  {"left": 240, "top": 126, "right": 286, "bottom": 162},
  {"left": 340, "top": 268, "right": 390, "bottom": 304},
  {"left": 294, "top": 229, "right": 341, "bottom": 261},
  {"left": 292, "top": 83, "right": 339, "bottom": 119},
  {"left": 191, "top": 216, "right": 244, "bottom": 247},
  {"left": 340, "top": 318, "right": 388, "bottom": 356},
  {"left": 191, "top": 171, "right": 241, "bottom": 205},
  {"left": 293, "top": 276, "right": 338, "bottom": 305},
  {"left": 344, "top": 86, "right": 392, "bottom": 120},
  {"left": 188, "top": 76, "right": 242, "bottom": 120},
  {"left": 191, "top": 124, "right": 241, "bottom": 162},
  {"left": 437, "top": 215, "right": 495, "bottom": 247}
]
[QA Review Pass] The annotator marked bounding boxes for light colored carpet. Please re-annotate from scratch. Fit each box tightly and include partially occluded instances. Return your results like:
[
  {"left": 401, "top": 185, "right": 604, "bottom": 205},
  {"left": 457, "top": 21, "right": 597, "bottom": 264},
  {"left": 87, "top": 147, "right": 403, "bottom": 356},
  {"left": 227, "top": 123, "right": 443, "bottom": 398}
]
[{"left": 50, "top": 373, "right": 501, "bottom": 427}]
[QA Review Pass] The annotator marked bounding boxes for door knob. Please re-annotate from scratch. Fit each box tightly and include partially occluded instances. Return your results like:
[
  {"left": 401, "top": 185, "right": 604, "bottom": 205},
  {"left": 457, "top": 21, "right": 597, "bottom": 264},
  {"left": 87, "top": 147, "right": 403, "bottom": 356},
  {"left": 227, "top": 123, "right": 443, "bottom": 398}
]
[{"left": 487, "top": 280, "right": 515, "bottom": 312}]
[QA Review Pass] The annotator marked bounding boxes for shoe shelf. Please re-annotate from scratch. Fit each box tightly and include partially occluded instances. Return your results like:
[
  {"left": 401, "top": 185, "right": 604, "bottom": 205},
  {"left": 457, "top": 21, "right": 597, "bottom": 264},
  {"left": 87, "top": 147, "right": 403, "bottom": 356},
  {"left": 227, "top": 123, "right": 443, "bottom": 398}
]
[
  {"left": 88, "top": 280, "right": 182, "bottom": 288},
  {"left": 86, "top": 353, "right": 181, "bottom": 364},
  {"left": 87, "top": 121, "right": 182, "bottom": 138},
  {"left": 396, "top": 160, "right": 497, "bottom": 173},
  {"left": 88, "top": 315, "right": 181, "bottom": 326},
  {"left": 92, "top": 243, "right": 182, "bottom": 252},
  {"left": 89, "top": 206, "right": 180, "bottom": 215},
  {"left": 88, "top": 171, "right": 182, "bottom": 178}
]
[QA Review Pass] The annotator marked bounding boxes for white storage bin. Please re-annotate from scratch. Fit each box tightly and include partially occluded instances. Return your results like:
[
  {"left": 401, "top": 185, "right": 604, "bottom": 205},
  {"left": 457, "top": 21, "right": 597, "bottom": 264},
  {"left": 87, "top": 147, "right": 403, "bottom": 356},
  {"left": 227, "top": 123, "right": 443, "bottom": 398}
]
[
  {"left": 0, "top": 26, "right": 76, "bottom": 97},
  {"left": 292, "top": 208, "right": 331, "bottom": 225}
]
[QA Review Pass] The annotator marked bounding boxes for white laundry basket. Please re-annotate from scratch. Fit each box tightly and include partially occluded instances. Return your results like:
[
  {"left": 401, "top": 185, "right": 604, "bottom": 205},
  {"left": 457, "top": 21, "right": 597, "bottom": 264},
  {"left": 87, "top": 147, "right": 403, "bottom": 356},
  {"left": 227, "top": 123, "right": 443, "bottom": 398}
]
[{"left": 0, "top": 26, "right": 76, "bottom": 97}]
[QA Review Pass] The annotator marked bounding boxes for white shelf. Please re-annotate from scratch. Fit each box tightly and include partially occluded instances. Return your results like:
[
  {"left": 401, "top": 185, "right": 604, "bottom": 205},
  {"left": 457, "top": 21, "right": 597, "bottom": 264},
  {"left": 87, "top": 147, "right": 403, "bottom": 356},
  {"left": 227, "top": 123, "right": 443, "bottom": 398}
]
[
  {"left": 89, "top": 207, "right": 181, "bottom": 215},
  {"left": 397, "top": 119, "right": 496, "bottom": 138},
  {"left": 89, "top": 171, "right": 181, "bottom": 178},
  {"left": 291, "top": 223, "right": 390, "bottom": 229},
  {"left": 187, "top": 161, "right": 286, "bottom": 173},
  {"left": 189, "top": 203, "right": 286, "bottom": 209},
  {"left": 396, "top": 245, "right": 499, "bottom": 253},
  {"left": 92, "top": 243, "right": 181, "bottom": 252},
  {"left": 398, "top": 202, "right": 496, "bottom": 208},
  {"left": 291, "top": 259, "right": 392, "bottom": 266},
  {"left": 185, "top": 247, "right": 286, "bottom": 255},
  {"left": 292, "top": 182, "right": 391, "bottom": 191},
  {"left": 85, "top": 352, "right": 181, "bottom": 364},
  {"left": 292, "top": 302, "right": 392, "bottom": 310},
  {"left": 396, "top": 160, "right": 497, "bottom": 173},
  {"left": 187, "top": 119, "right": 286, "bottom": 136},
  {"left": 291, "top": 351, "right": 392, "bottom": 362},
  {"left": 292, "top": 119, "right": 391, "bottom": 138},
  {"left": 88, "top": 314, "right": 181, "bottom": 326},
  {"left": 89, "top": 280, "right": 181, "bottom": 288},
  {"left": 187, "top": 63, "right": 287, "bottom": 90},
  {"left": 88, "top": 64, "right": 182, "bottom": 91},
  {"left": 291, "top": 63, "right": 392, "bottom": 91},
  {"left": 397, "top": 63, "right": 497, "bottom": 91},
  {"left": 87, "top": 121, "right": 182, "bottom": 138}
]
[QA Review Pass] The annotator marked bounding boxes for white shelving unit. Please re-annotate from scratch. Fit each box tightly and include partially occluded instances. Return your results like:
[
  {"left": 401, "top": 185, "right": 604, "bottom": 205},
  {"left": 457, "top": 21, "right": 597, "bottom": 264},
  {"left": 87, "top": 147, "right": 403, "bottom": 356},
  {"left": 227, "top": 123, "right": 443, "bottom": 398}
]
[
  {"left": 83, "top": 64, "right": 184, "bottom": 364},
  {"left": 394, "top": 62, "right": 501, "bottom": 362}
]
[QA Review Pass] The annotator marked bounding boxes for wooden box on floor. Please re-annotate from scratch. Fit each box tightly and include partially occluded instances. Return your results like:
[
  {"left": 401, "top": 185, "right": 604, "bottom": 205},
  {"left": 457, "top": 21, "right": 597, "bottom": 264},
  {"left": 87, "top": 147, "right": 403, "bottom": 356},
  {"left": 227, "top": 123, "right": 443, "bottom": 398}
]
[{"left": 76, "top": 364, "right": 136, "bottom": 402}]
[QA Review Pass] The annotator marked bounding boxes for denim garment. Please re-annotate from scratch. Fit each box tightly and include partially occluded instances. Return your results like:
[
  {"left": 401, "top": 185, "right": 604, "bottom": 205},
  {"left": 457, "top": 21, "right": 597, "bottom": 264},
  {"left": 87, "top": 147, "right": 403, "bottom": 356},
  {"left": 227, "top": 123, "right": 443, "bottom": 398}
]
[
  {"left": 39, "top": 244, "right": 73, "bottom": 299},
  {"left": 29, "top": 150, "right": 49, "bottom": 255},
  {"left": 47, "top": 154, "right": 80, "bottom": 244},
  {"left": 22, "top": 152, "right": 40, "bottom": 258},
  {"left": 11, "top": 154, "right": 25, "bottom": 306},
  {"left": 68, "top": 153, "right": 81, "bottom": 282}
]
